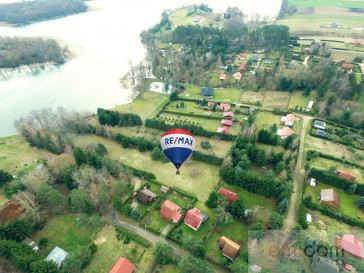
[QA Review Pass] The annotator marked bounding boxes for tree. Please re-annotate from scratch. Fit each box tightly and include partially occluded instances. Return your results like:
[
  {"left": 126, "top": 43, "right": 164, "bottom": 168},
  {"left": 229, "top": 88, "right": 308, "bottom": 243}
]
[
  {"left": 62, "top": 165, "right": 76, "bottom": 190},
  {"left": 276, "top": 198, "right": 288, "bottom": 214},
  {"left": 38, "top": 238, "right": 48, "bottom": 248},
  {"left": 275, "top": 161, "right": 286, "bottom": 174},
  {"left": 303, "top": 85, "right": 312, "bottom": 97},
  {"left": 182, "top": 238, "right": 206, "bottom": 258},
  {"left": 68, "top": 189, "right": 91, "bottom": 213},
  {"left": 255, "top": 149, "right": 266, "bottom": 166},
  {"left": 35, "top": 184, "right": 65, "bottom": 213},
  {"left": 98, "top": 184, "right": 110, "bottom": 208},
  {"left": 238, "top": 154, "right": 250, "bottom": 170},
  {"left": 137, "top": 138, "right": 148, "bottom": 152},
  {"left": 178, "top": 254, "right": 214, "bottom": 273},
  {"left": 276, "top": 260, "right": 302, "bottom": 273},
  {"left": 355, "top": 196, "right": 364, "bottom": 209},
  {"left": 205, "top": 191, "right": 220, "bottom": 208},
  {"left": 230, "top": 199, "right": 245, "bottom": 218},
  {"left": 13, "top": 191, "right": 42, "bottom": 222},
  {"left": 73, "top": 147, "right": 87, "bottom": 165},
  {"left": 0, "top": 219, "right": 32, "bottom": 242},
  {"left": 348, "top": 184, "right": 357, "bottom": 194},
  {"left": 353, "top": 56, "right": 363, "bottom": 63},
  {"left": 234, "top": 166, "right": 243, "bottom": 184},
  {"left": 30, "top": 260, "right": 59, "bottom": 273},
  {"left": 228, "top": 257, "right": 248, "bottom": 273},
  {"left": 151, "top": 146, "right": 162, "bottom": 161},
  {"left": 270, "top": 212, "right": 284, "bottom": 229},
  {"left": 131, "top": 208, "right": 141, "bottom": 221},
  {"left": 0, "top": 169, "right": 12, "bottom": 187},
  {"left": 180, "top": 101, "right": 185, "bottom": 108},
  {"left": 170, "top": 91, "right": 178, "bottom": 101},
  {"left": 121, "top": 137, "right": 130, "bottom": 148},
  {"left": 153, "top": 242, "right": 173, "bottom": 265},
  {"left": 112, "top": 195, "right": 123, "bottom": 212},
  {"left": 249, "top": 220, "right": 264, "bottom": 242},
  {"left": 62, "top": 246, "right": 92, "bottom": 273},
  {"left": 214, "top": 206, "right": 234, "bottom": 227}
]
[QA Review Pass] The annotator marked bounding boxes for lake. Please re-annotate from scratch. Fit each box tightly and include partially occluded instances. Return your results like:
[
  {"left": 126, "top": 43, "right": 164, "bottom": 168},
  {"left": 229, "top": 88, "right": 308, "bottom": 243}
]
[{"left": 0, "top": 0, "right": 281, "bottom": 136}]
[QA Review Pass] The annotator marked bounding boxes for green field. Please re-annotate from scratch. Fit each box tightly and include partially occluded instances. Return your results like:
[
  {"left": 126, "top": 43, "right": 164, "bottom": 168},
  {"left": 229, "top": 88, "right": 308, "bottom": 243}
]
[
  {"left": 152, "top": 264, "right": 179, "bottom": 273},
  {"left": 165, "top": 191, "right": 194, "bottom": 209},
  {"left": 170, "top": 8, "right": 224, "bottom": 29},
  {"left": 32, "top": 214, "right": 97, "bottom": 257},
  {"left": 84, "top": 227, "right": 154, "bottom": 273},
  {"left": 254, "top": 111, "right": 281, "bottom": 130},
  {"left": 289, "top": 91, "right": 315, "bottom": 109},
  {"left": 305, "top": 183, "right": 364, "bottom": 220},
  {"left": 72, "top": 134, "right": 220, "bottom": 201},
  {"left": 165, "top": 100, "right": 224, "bottom": 118},
  {"left": 288, "top": 0, "right": 364, "bottom": 8}
]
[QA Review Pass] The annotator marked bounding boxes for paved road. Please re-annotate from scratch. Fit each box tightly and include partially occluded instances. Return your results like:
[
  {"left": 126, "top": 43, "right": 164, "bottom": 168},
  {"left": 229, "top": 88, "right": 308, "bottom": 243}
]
[{"left": 283, "top": 115, "right": 313, "bottom": 229}]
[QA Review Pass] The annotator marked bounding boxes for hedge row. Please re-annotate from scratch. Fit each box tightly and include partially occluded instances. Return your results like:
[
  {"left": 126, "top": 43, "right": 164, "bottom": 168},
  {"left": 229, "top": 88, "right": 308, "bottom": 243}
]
[
  {"left": 303, "top": 196, "right": 364, "bottom": 229},
  {"left": 166, "top": 217, "right": 184, "bottom": 245},
  {"left": 310, "top": 168, "right": 364, "bottom": 195},
  {"left": 162, "top": 110, "right": 222, "bottom": 121},
  {"left": 298, "top": 204, "right": 308, "bottom": 230},
  {"left": 115, "top": 227, "right": 151, "bottom": 247},
  {"left": 145, "top": 118, "right": 235, "bottom": 140},
  {"left": 307, "top": 150, "right": 364, "bottom": 170},
  {"left": 191, "top": 150, "right": 224, "bottom": 166}
]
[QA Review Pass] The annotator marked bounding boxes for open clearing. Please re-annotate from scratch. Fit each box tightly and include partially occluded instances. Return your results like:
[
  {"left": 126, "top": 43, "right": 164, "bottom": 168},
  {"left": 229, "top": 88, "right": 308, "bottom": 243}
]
[
  {"left": 84, "top": 226, "right": 154, "bottom": 273},
  {"left": 289, "top": 91, "right": 315, "bottom": 109},
  {"left": 263, "top": 91, "right": 290, "bottom": 109},
  {"left": 240, "top": 91, "right": 264, "bottom": 104},
  {"left": 254, "top": 111, "right": 281, "bottom": 130},
  {"left": 72, "top": 134, "right": 220, "bottom": 201}
]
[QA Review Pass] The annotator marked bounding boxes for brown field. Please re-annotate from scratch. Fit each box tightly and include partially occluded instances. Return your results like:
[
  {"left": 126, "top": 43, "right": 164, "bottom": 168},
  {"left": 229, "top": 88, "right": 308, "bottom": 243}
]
[
  {"left": 240, "top": 91, "right": 265, "bottom": 104},
  {"left": 331, "top": 49, "right": 364, "bottom": 62},
  {"left": 262, "top": 91, "right": 290, "bottom": 109}
]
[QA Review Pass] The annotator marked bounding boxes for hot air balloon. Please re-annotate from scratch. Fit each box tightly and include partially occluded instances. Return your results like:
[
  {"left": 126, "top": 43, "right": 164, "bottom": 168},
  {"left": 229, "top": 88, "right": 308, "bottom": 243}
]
[{"left": 160, "top": 128, "right": 195, "bottom": 174}]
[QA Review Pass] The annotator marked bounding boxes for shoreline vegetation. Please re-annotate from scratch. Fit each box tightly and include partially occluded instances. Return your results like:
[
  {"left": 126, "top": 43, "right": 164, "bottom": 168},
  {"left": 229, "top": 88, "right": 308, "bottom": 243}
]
[{"left": 0, "top": 0, "right": 87, "bottom": 25}]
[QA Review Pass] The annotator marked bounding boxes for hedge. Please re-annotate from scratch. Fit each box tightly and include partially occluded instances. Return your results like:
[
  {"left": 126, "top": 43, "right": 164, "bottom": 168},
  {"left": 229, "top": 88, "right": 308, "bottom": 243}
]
[
  {"left": 166, "top": 218, "right": 184, "bottom": 245},
  {"left": 298, "top": 204, "right": 308, "bottom": 230},
  {"left": 310, "top": 168, "right": 364, "bottom": 195},
  {"left": 307, "top": 150, "right": 364, "bottom": 170},
  {"left": 115, "top": 227, "right": 151, "bottom": 247},
  {"left": 191, "top": 150, "right": 224, "bottom": 166},
  {"left": 162, "top": 110, "right": 222, "bottom": 121},
  {"left": 303, "top": 196, "right": 364, "bottom": 229}
]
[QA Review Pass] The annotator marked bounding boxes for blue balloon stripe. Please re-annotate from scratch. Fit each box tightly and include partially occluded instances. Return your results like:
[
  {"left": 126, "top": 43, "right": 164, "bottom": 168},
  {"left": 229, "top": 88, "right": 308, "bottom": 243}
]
[{"left": 163, "top": 147, "right": 193, "bottom": 169}]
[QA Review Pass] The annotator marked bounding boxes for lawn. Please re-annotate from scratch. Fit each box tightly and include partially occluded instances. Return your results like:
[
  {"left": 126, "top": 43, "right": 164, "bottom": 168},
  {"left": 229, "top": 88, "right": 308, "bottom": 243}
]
[
  {"left": 305, "top": 183, "right": 364, "bottom": 220},
  {"left": 84, "top": 227, "right": 154, "bottom": 273},
  {"left": 152, "top": 264, "right": 179, "bottom": 273},
  {"left": 288, "top": 0, "right": 364, "bottom": 8},
  {"left": 263, "top": 91, "right": 291, "bottom": 109},
  {"left": 0, "top": 135, "right": 51, "bottom": 175},
  {"left": 213, "top": 88, "right": 244, "bottom": 103},
  {"left": 309, "top": 157, "right": 364, "bottom": 183},
  {"left": 144, "top": 209, "right": 170, "bottom": 233},
  {"left": 32, "top": 214, "right": 97, "bottom": 258},
  {"left": 165, "top": 100, "right": 224, "bottom": 118},
  {"left": 165, "top": 191, "right": 194, "bottom": 209},
  {"left": 289, "top": 91, "right": 316, "bottom": 109},
  {"left": 205, "top": 220, "right": 249, "bottom": 261},
  {"left": 254, "top": 111, "right": 281, "bottom": 130},
  {"left": 113, "top": 89, "right": 169, "bottom": 120},
  {"left": 72, "top": 134, "right": 220, "bottom": 201}
]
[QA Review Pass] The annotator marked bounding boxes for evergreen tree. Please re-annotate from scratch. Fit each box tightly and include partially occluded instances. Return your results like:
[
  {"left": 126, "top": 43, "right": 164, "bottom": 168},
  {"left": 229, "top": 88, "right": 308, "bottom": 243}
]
[
  {"left": 73, "top": 147, "right": 87, "bottom": 165},
  {"left": 205, "top": 191, "right": 220, "bottom": 208}
]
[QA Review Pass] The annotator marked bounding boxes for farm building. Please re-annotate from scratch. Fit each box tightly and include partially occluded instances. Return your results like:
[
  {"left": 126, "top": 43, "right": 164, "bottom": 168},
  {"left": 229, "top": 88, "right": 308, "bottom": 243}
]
[
  {"left": 233, "top": 72, "right": 242, "bottom": 80},
  {"left": 342, "top": 63, "right": 354, "bottom": 73},
  {"left": 314, "top": 120, "right": 326, "bottom": 130},
  {"left": 310, "top": 253, "right": 339, "bottom": 273},
  {"left": 0, "top": 200, "right": 24, "bottom": 225},
  {"left": 221, "top": 119, "right": 233, "bottom": 127},
  {"left": 184, "top": 208, "right": 204, "bottom": 231},
  {"left": 207, "top": 101, "right": 215, "bottom": 107},
  {"left": 316, "top": 129, "right": 326, "bottom": 137},
  {"left": 160, "top": 200, "right": 182, "bottom": 222},
  {"left": 338, "top": 170, "right": 356, "bottom": 182},
  {"left": 280, "top": 114, "right": 295, "bottom": 127},
  {"left": 220, "top": 74, "right": 227, "bottom": 81},
  {"left": 45, "top": 246, "right": 68, "bottom": 268},
  {"left": 277, "top": 127, "right": 293, "bottom": 139},
  {"left": 338, "top": 235, "right": 364, "bottom": 259},
  {"left": 222, "top": 111, "right": 234, "bottom": 119},
  {"left": 252, "top": 56, "right": 259, "bottom": 62},
  {"left": 201, "top": 87, "right": 214, "bottom": 97},
  {"left": 319, "top": 189, "right": 340, "bottom": 209},
  {"left": 219, "top": 187, "right": 238, "bottom": 204},
  {"left": 217, "top": 126, "right": 229, "bottom": 133},
  {"left": 354, "top": 40, "right": 363, "bottom": 47},
  {"left": 137, "top": 187, "right": 156, "bottom": 204},
  {"left": 218, "top": 236, "right": 240, "bottom": 260},
  {"left": 239, "top": 53, "right": 247, "bottom": 60},
  {"left": 23, "top": 237, "right": 39, "bottom": 252},
  {"left": 240, "top": 64, "right": 246, "bottom": 71},
  {"left": 219, "top": 103, "right": 231, "bottom": 111},
  {"left": 109, "top": 257, "right": 135, "bottom": 273}
]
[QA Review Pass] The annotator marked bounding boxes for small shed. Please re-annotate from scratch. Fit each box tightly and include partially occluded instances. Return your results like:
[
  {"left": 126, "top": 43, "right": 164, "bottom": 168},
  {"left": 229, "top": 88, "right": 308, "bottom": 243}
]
[
  {"left": 306, "top": 213, "right": 312, "bottom": 224},
  {"left": 310, "top": 178, "right": 316, "bottom": 188},
  {"left": 316, "top": 129, "right": 326, "bottom": 136},
  {"left": 314, "top": 120, "right": 326, "bottom": 130},
  {"left": 252, "top": 56, "right": 259, "bottom": 62},
  {"left": 160, "top": 185, "right": 169, "bottom": 193},
  {"left": 45, "top": 246, "right": 68, "bottom": 268}
]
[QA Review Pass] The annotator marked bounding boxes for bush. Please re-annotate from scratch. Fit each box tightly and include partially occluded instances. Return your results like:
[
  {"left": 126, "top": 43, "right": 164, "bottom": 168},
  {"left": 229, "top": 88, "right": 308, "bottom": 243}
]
[
  {"left": 0, "top": 169, "right": 12, "bottom": 187},
  {"left": 38, "top": 238, "right": 48, "bottom": 248},
  {"left": 201, "top": 141, "right": 212, "bottom": 149},
  {"left": 97, "top": 108, "right": 142, "bottom": 127},
  {"left": 89, "top": 243, "right": 97, "bottom": 254}
]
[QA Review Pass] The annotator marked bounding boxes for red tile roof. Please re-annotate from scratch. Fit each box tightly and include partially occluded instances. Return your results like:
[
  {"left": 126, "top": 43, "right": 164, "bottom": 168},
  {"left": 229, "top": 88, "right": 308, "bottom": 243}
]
[
  {"left": 0, "top": 201, "right": 24, "bottom": 225},
  {"left": 338, "top": 170, "right": 356, "bottom": 181},
  {"left": 219, "top": 187, "right": 238, "bottom": 204},
  {"left": 172, "top": 211, "right": 182, "bottom": 222},
  {"left": 240, "top": 53, "right": 247, "bottom": 59},
  {"left": 286, "top": 114, "right": 295, "bottom": 124},
  {"left": 184, "top": 209, "right": 204, "bottom": 230},
  {"left": 233, "top": 72, "right": 242, "bottom": 79},
  {"left": 344, "top": 264, "right": 353, "bottom": 271},
  {"left": 219, "top": 103, "right": 231, "bottom": 111},
  {"left": 207, "top": 101, "right": 215, "bottom": 107},
  {"left": 338, "top": 235, "right": 364, "bottom": 259},
  {"left": 221, "top": 119, "right": 233, "bottom": 126},
  {"left": 217, "top": 126, "right": 229, "bottom": 133},
  {"left": 160, "top": 200, "right": 181, "bottom": 221},
  {"left": 342, "top": 63, "right": 354, "bottom": 69},
  {"left": 109, "top": 257, "right": 135, "bottom": 273},
  {"left": 222, "top": 111, "right": 234, "bottom": 119},
  {"left": 240, "top": 64, "right": 246, "bottom": 70},
  {"left": 281, "top": 127, "right": 293, "bottom": 136},
  {"left": 220, "top": 74, "right": 227, "bottom": 80},
  {"left": 218, "top": 236, "right": 240, "bottom": 260}
]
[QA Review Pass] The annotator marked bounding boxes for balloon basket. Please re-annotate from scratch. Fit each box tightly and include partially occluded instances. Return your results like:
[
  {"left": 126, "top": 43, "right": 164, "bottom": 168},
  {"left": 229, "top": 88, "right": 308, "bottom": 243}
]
[{"left": 176, "top": 170, "right": 180, "bottom": 175}]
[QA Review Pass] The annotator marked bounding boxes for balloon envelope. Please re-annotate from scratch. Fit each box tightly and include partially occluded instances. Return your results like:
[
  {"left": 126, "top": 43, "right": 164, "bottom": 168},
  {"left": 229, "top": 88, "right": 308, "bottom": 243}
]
[{"left": 160, "top": 128, "right": 195, "bottom": 170}]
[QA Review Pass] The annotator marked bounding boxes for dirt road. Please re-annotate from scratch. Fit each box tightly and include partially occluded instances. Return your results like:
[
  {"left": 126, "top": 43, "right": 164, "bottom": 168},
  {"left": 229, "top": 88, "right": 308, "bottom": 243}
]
[{"left": 283, "top": 115, "right": 313, "bottom": 229}]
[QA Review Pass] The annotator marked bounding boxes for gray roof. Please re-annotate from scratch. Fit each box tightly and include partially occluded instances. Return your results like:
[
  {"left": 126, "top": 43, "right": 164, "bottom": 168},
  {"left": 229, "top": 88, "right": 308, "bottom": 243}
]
[
  {"left": 201, "top": 87, "right": 214, "bottom": 96},
  {"left": 45, "top": 246, "right": 68, "bottom": 268},
  {"left": 314, "top": 120, "right": 325, "bottom": 127},
  {"left": 311, "top": 253, "right": 339, "bottom": 273},
  {"left": 316, "top": 129, "right": 326, "bottom": 136},
  {"left": 198, "top": 210, "right": 209, "bottom": 224}
]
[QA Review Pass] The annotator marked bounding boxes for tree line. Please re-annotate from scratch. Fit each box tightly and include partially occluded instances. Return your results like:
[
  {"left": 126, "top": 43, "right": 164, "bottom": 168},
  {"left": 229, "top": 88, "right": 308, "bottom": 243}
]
[
  {"left": 0, "top": 0, "right": 87, "bottom": 24},
  {"left": 0, "top": 36, "right": 64, "bottom": 68},
  {"left": 97, "top": 108, "right": 142, "bottom": 127}
]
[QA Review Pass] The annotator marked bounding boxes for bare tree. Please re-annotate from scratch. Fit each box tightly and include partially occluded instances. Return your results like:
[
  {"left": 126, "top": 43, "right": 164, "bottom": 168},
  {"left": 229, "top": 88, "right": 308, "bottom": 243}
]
[{"left": 13, "top": 192, "right": 43, "bottom": 222}]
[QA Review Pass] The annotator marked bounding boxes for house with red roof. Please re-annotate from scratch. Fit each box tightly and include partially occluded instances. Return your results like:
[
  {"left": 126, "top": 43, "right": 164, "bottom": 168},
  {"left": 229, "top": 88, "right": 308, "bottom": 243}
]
[
  {"left": 280, "top": 114, "right": 295, "bottom": 128},
  {"left": 342, "top": 63, "right": 354, "bottom": 73},
  {"left": 355, "top": 40, "right": 363, "bottom": 47},
  {"left": 344, "top": 264, "right": 353, "bottom": 272},
  {"left": 277, "top": 127, "right": 293, "bottom": 139},
  {"left": 220, "top": 74, "right": 227, "bottom": 80},
  {"left": 160, "top": 200, "right": 182, "bottom": 223},
  {"left": 217, "top": 127, "right": 229, "bottom": 133},
  {"left": 219, "top": 187, "right": 238, "bottom": 204},
  {"left": 232, "top": 72, "right": 242, "bottom": 80},
  {"left": 184, "top": 208, "right": 204, "bottom": 231},
  {"left": 338, "top": 235, "right": 364, "bottom": 259},
  {"left": 0, "top": 201, "right": 24, "bottom": 225},
  {"left": 109, "top": 257, "right": 135, "bottom": 273},
  {"left": 239, "top": 53, "right": 247, "bottom": 60},
  {"left": 222, "top": 111, "right": 234, "bottom": 119},
  {"left": 207, "top": 101, "right": 215, "bottom": 107},
  {"left": 240, "top": 64, "right": 246, "bottom": 71},
  {"left": 221, "top": 119, "right": 233, "bottom": 127},
  {"left": 338, "top": 170, "right": 356, "bottom": 181},
  {"left": 219, "top": 103, "right": 231, "bottom": 111}
]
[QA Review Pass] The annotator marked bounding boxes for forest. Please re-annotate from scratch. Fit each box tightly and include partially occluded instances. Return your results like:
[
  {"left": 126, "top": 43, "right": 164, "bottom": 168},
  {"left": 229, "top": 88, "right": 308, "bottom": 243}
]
[
  {"left": 0, "top": 36, "right": 64, "bottom": 68},
  {"left": 0, "top": 0, "right": 87, "bottom": 24}
]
